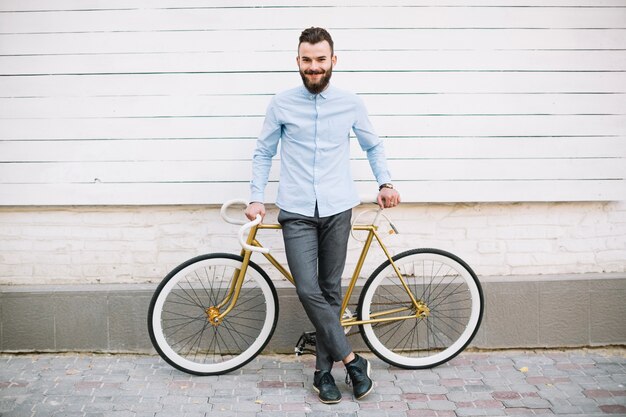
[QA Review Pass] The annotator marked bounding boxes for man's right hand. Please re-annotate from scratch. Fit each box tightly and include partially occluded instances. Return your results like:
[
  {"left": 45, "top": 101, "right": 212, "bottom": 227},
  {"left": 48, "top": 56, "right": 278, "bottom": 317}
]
[{"left": 245, "top": 202, "right": 266, "bottom": 221}]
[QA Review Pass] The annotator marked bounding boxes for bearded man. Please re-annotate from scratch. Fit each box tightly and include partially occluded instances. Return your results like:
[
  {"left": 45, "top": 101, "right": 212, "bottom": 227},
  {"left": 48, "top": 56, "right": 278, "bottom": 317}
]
[{"left": 245, "top": 27, "right": 400, "bottom": 404}]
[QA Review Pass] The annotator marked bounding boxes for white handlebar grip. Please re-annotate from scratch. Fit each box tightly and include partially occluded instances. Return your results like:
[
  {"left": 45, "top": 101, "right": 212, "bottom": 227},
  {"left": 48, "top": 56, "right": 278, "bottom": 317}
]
[
  {"left": 360, "top": 194, "right": 379, "bottom": 205},
  {"left": 238, "top": 215, "right": 271, "bottom": 254},
  {"left": 220, "top": 199, "right": 249, "bottom": 225}
]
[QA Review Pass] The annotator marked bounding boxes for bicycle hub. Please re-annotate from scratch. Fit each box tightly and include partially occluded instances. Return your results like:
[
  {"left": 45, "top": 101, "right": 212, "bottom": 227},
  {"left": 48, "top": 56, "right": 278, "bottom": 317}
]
[
  {"left": 416, "top": 301, "right": 431, "bottom": 318},
  {"left": 206, "top": 306, "right": 222, "bottom": 326}
]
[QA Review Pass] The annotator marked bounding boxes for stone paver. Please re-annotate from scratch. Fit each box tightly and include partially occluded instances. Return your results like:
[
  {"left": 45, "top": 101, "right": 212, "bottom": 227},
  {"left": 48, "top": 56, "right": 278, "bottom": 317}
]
[{"left": 0, "top": 349, "right": 624, "bottom": 417}]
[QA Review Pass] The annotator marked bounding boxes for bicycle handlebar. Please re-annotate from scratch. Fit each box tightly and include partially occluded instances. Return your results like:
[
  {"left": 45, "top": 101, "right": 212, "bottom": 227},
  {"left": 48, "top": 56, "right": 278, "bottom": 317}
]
[
  {"left": 220, "top": 196, "right": 395, "bottom": 254},
  {"left": 238, "top": 214, "right": 271, "bottom": 254},
  {"left": 220, "top": 199, "right": 250, "bottom": 225},
  {"left": 220, "top": 199, "right": 271, "bottom": 254}
]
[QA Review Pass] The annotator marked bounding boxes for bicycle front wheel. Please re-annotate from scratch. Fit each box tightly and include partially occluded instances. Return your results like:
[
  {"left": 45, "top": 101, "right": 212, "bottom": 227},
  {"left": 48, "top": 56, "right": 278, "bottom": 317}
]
[
  {"left": 148, "top": 253, "right": 278, "bottom": 375},
  {"left": 358, "top": 249, "right": 483, "bottom": 369}
]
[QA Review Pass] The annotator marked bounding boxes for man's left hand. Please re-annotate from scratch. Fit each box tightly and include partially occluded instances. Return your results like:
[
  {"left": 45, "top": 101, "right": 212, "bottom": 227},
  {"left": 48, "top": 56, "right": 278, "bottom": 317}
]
[{"left": 377, "top": 188, "right": 401, "bottom": 209}]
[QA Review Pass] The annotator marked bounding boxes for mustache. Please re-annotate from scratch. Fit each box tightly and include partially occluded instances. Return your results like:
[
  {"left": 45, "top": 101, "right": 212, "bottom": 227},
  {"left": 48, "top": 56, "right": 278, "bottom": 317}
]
[{"left": 304, "top": 69, "right": 325, "bottom": 75}]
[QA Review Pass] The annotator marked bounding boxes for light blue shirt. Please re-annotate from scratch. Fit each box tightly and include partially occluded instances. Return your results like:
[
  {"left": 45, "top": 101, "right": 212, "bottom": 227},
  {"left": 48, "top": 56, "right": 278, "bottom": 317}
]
[{"left": 250, "top": 84, "right": 392, "bottom": 218}]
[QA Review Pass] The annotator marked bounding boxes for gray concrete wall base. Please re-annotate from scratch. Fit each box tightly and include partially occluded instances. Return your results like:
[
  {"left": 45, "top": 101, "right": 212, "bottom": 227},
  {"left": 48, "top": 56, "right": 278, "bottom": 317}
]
[{"left": 1, "top": 273, "right": 624, "bottom": 353}]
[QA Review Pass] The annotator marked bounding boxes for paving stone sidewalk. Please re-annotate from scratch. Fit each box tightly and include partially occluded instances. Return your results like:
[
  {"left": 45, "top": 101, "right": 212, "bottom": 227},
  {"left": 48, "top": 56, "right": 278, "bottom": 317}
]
[{"left": 1, "top": 349, "right": 625, "bottom": 417}]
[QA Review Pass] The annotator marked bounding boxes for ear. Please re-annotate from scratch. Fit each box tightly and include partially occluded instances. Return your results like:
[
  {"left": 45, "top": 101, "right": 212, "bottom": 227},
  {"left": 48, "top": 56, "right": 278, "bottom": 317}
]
[
  {"left": 331, "top": 55, "right": 337, "bottom": 67},
  {"left": 296, "top": 55, "right": 300, "bottom": 66}
]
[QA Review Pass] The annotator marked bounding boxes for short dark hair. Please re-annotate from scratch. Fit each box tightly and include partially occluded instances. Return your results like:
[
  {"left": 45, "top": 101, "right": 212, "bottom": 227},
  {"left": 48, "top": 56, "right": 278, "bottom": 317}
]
[{"left": 298, "top": 27, "right": 334, "bottom": 55}]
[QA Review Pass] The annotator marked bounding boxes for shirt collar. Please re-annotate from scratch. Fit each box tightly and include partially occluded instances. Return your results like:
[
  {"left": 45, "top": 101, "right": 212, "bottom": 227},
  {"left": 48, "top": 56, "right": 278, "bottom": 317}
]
[{"left": 300, "top": 84, "right": 334, "bottom": 100}]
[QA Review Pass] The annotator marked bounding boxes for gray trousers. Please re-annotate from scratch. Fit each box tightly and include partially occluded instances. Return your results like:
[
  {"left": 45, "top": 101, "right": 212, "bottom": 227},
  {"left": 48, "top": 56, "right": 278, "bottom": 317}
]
[{"left": 278, "top": 207, "right": 353, "bottom": 371}]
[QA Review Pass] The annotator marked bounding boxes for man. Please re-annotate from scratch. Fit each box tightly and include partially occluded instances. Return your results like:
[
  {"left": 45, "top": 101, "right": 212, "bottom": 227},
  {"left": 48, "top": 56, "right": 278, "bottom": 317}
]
[{"left": 245, "top": 27, "right": 400, "bottom": 404}]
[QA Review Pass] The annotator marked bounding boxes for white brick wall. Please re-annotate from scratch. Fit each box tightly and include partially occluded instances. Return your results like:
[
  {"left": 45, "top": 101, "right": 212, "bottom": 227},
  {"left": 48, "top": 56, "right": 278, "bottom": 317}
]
[{"left": 0, "top": 201, "right": 624, "bottom": 286}]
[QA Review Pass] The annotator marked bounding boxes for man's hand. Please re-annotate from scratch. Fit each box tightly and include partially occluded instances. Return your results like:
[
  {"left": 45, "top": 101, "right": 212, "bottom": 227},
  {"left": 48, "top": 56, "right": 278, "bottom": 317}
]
[
  {"left": 245, "top": 202, "right": 266, "bottom": 221},
  {"left": 377, "top": 188, "right": 400, "bottom": 209}
]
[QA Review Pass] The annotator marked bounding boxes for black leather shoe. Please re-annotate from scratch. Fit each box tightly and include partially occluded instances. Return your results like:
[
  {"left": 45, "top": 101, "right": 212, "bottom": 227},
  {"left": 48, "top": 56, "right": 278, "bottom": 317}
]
[
  {"left": 313, "top": 370, "right": 342, "bottom": 404},
  {"left": 345, "top": 354, "right": 373, "bottom": 400}
]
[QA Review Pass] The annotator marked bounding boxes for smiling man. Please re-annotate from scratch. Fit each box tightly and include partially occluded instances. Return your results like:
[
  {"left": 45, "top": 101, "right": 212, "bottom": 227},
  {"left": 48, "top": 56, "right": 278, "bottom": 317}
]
[
  {"left": 245, "top": 27, "right": 400, "bottom": 403},
  {"left": 297, "top": 36, "right": 335, "bottom": 94}
]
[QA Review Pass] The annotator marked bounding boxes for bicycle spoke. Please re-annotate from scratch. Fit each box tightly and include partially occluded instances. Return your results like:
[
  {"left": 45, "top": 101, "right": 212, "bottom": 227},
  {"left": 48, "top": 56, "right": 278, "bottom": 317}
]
[
  {"left": 206, "top": 266, "right": 218, "bottom": 306},
  {"left": 169, "top": 287, "right": 205, "bottom": 309},
  {"left": 427, "top": 276, "right": 463, "bottom": 306},
  {"left": 218, "top": 320, "right": 249, "bottom": 355},
  {"left": 368, "top": 273, "right": 470, "bottom": 354},
  {"left": 360, "top": 249, "right": 482, "bottom": 369},
  {"left": 149, "top": 254, "right": 278, "bottom": 375},
  {"left": 372, "top": 317, "right": 406, "bottom": 343},
  {"left": 397, "top": 320, "right": 419, "bottom": 352},
  {"left": 171, "top": 323, "right": 208, "bottom": 353},
  {"left": 196, "top": 267, "right": 219, "bottom": 309},
  {"left": 187, "top": 320, "right": 210, "bottom": 360},
  {"left": 162, "top": 312, "right": 206, "bottom": 335}
]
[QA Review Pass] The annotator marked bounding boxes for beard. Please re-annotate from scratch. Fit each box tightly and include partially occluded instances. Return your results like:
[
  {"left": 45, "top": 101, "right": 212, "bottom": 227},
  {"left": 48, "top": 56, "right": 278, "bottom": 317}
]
[{"left": 299, "top": 66, "right": 333, "bottom": 95}]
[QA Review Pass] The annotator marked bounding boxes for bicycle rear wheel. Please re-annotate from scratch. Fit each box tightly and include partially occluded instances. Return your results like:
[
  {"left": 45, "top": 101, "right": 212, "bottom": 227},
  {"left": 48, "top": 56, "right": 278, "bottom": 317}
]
[
  {"left": 358, "top": 249, "right": 483, "bottom": 369},
  {"left": 148, "top": 253, "right": 278, "bottom": 375}
]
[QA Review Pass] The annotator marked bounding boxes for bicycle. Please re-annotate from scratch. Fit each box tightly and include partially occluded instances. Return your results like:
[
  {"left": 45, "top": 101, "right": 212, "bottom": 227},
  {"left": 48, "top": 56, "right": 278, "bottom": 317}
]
[{"left": 148, "top": 199, "right": 484, "bottom": 376}]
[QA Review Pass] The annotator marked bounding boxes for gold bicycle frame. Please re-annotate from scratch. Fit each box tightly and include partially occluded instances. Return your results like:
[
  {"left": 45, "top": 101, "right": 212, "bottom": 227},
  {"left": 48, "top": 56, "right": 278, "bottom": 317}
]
[{"left": 215, "top": 221, "right": 427, "bottom": 327}]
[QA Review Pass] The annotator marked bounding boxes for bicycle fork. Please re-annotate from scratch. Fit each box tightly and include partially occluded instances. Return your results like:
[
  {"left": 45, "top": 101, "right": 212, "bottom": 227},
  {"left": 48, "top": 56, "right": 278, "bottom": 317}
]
[
  {"left": 205, "top": 226, "right": 259, "bottom": 327},
  {"left": 205, "top": 223, "right": 295, "bottom": 327}
]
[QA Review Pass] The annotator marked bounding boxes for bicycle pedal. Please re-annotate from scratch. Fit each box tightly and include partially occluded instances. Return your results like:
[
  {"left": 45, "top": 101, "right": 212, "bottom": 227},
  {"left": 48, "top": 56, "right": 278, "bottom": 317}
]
[{"left": 294, "top": 331, "right": 316, "bottom": 356}]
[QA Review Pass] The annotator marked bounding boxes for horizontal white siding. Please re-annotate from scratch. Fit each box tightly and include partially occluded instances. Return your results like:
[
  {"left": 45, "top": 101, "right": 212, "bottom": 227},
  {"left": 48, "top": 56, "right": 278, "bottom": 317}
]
[
  {"left": 2, "top": 29, "right": 626, "bottom": 54},
  {"left": 3, "top": 51, "right": 626, "bottom": 73},
  {"left": 0, "top": 1, "right": 625, "bottom": 205},
  {"left": 1, "top": 6, "right": 625, "bottom": 31},
  {"left": 4, "top": 94, "right": 626, "bottom": 117}
]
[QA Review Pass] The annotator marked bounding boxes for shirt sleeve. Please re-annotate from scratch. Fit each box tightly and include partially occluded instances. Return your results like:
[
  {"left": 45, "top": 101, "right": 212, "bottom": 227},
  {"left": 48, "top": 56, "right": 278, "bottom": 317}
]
[
  {"left": 352, "top": 96, "right": 392, "bottom": 186},
  {"left": 250, "top": 99, "right": 281, "bottom": 203}
]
